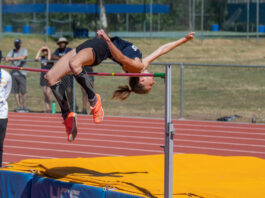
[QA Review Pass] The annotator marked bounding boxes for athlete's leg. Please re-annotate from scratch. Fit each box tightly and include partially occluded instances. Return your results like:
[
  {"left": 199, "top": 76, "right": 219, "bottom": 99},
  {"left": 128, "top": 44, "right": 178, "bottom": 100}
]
[
  {"left": 45, "top": 50, "right": 76, "bottom": 119},
  {"left": 45, "top": 50, "right": 76, "bottom": 86},
  {"left": 69, "top": 48, "right": 104, "bottom": 124},
  {"left": 69, "top": 48, "right": 97, "bottom": 105}
]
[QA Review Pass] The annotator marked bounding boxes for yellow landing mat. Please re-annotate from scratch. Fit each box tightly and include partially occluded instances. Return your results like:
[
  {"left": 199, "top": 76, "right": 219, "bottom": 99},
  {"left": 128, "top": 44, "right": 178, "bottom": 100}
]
[{"left": 2, "top": 154, "right": 265, "bottom": 198}]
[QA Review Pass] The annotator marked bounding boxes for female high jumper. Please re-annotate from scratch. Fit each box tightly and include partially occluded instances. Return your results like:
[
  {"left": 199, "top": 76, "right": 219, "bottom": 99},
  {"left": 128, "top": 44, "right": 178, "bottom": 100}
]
[{"left": 45, "top": 29, "right": 194, "bottom": 142}]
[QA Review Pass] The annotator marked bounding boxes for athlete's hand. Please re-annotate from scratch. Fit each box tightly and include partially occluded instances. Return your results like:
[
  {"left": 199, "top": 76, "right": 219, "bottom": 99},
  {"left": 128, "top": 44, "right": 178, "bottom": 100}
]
[
  {"left": 185, "top": 32, "right": 195, "bottom": 40},
  {"left": 97, "top": 29, "right": 110, "bottom": 42}
]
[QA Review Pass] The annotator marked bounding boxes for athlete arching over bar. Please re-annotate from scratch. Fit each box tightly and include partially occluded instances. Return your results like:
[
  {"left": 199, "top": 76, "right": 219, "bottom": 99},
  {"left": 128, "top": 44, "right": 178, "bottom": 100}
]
[{"left": 45, "top": 30, "right": 194, "bottom": 142}]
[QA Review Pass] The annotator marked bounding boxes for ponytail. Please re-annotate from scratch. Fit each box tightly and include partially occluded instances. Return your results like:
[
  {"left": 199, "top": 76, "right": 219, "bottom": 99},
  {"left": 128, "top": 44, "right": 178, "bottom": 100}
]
[
  {"left": 112, "top": 77, "right": 149, "bottom": 101},
  {"left": 112, "top": 85, "right": 132, "bottom": 101}
]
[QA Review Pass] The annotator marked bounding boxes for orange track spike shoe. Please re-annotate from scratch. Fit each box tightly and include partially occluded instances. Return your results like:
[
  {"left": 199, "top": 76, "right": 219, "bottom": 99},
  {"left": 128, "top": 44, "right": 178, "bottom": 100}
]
[
  {"left": 90, "top": 94, "right": 104, "bottom": 124},
  {"left": 63, "top": 112, "right": 77, "bottom": 142}
]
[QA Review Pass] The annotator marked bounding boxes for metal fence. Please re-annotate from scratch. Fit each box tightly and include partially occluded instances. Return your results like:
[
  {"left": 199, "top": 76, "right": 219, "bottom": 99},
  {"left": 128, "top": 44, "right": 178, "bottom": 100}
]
[
  {"left": 3, "top": 59, "right": 265, "bottom": 122},
  {"left": 169, "top": 62, "right": 265, "bottom": 121}
]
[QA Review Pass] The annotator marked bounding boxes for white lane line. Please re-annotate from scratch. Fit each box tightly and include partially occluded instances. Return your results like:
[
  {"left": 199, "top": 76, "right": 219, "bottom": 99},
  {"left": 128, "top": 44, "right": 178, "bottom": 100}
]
[
  {"left": 174, "top": 145, "right": 265, "bottom": 155},
  {"left": 173, "top": 123, "right": 265, "bottom": 131},
  {"left": 4, "top": 141, "right": 263, "bottom": 157},
  {"left": 7, "top": 128, "right": 163, "bottom": 140},
  {"left": 8, "top": 114, "right": 265, "bottom": 130},
  {"left": 8, "top": 122, "right": 265, "bottom": 136},
  {"left": 5, "top": 145, "right": 120, "bottom": 157},
  {"left": 3, "top": 152, "right": 53, "bottom": 159},
  {"left": 7, "top": 122, "right": 163, "bottom": 130},
  {"left": 8, "top": 113, "right": 165, "bottom": 123},
  {"left": 6, "top": 133, "right": 163, "bottom": 146},
  {"left": 5, "top": 139, "right": 163, "bottom": 153},
  {"left": 7, "top": 124, "right": 265, "bottom": 137},
  {"left": 174, "top": 138, "right": 265, "bottom": 148},
  {"left": 9, "top": 120, "right": 265, "bottom": 132},
  {"left": 6, "top": 127, "right": 265, "bottom": 142},
  {"left": 6, "top": 132, "right": 265, "bottom": 149},
  {"left": 175, "top": 128, "right": 265, "bottom": 136},
  {"left": 8, "top": 117, "right": 164, "bottom": 126},
  {"left": 175, "top": 133, "right": 265, "bottom": 142},
  {"left": 7, "top": 127, "right": 158, "bottom": 135}
]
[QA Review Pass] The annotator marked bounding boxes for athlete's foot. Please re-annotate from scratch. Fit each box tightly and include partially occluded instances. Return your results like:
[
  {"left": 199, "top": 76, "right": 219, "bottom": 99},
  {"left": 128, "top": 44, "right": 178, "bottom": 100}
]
[
  {"left": 63, "top": 112, "right": 77, "bottom": 142},
  {"left": 90, "top": 94, "right": 104, "bottom": 124}
]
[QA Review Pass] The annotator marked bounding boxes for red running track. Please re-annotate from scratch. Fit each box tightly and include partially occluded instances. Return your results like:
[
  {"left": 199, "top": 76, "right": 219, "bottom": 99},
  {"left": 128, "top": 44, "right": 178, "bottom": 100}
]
[{"left": 3, "top": 112, "right": 265, "bottom": 166}]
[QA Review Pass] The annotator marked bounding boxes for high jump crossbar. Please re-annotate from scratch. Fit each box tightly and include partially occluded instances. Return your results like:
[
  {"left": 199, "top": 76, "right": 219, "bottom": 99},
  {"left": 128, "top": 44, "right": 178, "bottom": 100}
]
[
  {"left": 0, "top": 63, "right": 174, "bottom": 198},
  {"left": 0, "top": 65, "right": 165, "bottom": 78}
]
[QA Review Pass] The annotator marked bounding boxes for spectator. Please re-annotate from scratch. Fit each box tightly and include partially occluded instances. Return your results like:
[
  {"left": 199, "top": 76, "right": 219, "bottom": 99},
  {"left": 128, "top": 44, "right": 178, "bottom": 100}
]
[
  {"left": 5, "top": 39, "right": 29, "bottom": 112},
  {"left": 35, "top": 46, "right": 53, "bottom": 113},
  {"left": 0, "top": 68, "right": 12, "bottom": 167},
  {"left": 51, "top": 37, "right": 76, "bottom": 111},
  {"left": 81, "top": 67, "right": 94, "bottom": 114}
]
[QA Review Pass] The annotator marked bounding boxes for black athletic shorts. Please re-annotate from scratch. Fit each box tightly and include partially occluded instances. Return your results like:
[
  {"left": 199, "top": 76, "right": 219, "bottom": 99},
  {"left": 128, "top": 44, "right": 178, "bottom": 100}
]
[{"left": 76, "top": 38, "right": 110, "bottom": 66}]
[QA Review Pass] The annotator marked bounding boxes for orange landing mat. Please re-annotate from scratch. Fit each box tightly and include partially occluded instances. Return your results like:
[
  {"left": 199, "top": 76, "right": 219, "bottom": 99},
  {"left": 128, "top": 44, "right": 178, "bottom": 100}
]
[{"left": 2, "top": 154, "right": 265, "bottom": 198}]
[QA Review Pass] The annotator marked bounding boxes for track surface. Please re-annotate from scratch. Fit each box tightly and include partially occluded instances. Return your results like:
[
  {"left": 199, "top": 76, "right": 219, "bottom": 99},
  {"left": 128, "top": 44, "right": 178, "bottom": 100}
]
[{"left": 3, "top": 112, "right": 265, "bottom": 165}]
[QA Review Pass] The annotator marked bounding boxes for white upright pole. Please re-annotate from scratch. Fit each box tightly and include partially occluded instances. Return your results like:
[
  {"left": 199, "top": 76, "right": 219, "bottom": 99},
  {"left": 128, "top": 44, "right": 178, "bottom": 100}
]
[
  {"left": 164, "top": 65, "right": 175, "bottom": 198},
  {"left": 180, "top": 63, "right": 184, "bottom": 119}
]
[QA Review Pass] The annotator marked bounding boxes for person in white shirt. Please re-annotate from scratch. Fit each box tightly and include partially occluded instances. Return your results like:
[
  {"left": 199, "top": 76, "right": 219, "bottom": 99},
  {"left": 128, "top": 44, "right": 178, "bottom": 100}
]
[{"left": 0, "top": 68, "right": 12, "bottom": 167}]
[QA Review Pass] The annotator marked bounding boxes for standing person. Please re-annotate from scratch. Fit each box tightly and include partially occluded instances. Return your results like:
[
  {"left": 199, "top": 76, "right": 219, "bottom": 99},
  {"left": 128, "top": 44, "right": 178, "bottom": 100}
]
[
  {"left": 5, "top": 39, "right": 29, "bottom": 112},
  {"left": 35, "top": 46, "right": 53, "bottom": 113},
  {"left": 0, "top": 68, "right": 12, "bottom": 167},
  {"left": 51, "top": 37, "right": 76, "bottom": 111},
  {"left": 0, "top": 50, "right": 2, "bottom": 62},
  {"left": 45, "top": 29, "right": 194, "bottom": 142},
  {"left": 81, "top": 67, "right": 94, "bottom": 114}
]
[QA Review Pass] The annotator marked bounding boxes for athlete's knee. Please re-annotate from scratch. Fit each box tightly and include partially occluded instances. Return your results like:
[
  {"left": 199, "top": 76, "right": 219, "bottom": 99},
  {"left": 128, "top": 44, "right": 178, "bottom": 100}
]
[
  {"left": 69, "top": 59, "right": 82, "bottom": 75},
  {"left": 44, "top": 72, "right": 55, "bottom": 86}
]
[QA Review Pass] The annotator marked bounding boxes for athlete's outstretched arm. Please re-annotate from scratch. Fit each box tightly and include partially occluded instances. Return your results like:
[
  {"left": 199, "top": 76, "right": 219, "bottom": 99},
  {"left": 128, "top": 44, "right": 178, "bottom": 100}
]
[
  {"left": 142, "top": 32, "right": 194, "bottom": 69},
  {"left": 97, "top": 30, "right": 144, "bottom": 73}
]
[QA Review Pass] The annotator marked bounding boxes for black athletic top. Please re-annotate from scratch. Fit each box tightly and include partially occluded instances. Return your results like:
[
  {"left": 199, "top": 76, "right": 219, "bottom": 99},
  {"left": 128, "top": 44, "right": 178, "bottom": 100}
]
[
  {"left": 110, "top": 37, "right": 142, "bottom": 65},
  {"left": 75, "top": 37, "right": 142, "bottom": 67}
]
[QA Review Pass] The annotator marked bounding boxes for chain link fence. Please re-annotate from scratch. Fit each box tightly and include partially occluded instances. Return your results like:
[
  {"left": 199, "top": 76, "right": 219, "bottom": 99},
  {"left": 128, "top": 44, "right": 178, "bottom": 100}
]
[{"left": 2, "top": 60, "right": 265, "bottom": 123}]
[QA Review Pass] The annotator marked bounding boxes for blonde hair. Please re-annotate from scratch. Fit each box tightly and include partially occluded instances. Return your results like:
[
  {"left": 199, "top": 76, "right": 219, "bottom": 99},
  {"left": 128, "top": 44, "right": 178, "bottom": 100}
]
[{"left": 112, "top": 77, "right": 149, "bottom": 101}]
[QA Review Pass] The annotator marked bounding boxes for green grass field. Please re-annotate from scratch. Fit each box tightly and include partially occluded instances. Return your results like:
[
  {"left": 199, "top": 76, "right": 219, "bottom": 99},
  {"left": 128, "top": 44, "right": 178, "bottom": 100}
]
[{"left": 1, "top": 34, "right": 265, "bottom": 122}]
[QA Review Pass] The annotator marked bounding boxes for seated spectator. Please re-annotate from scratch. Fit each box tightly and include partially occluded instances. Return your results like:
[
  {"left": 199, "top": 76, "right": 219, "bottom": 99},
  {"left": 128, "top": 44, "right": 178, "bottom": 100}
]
[{"left": 35, "top": 46, "right": 53, "bottom": 113}]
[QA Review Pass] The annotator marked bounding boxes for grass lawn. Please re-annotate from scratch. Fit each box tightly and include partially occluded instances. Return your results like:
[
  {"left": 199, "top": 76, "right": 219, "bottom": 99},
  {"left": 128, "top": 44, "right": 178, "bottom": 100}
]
[{"left": 1, "top": 34, "right": 265, "bottom": 122}]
